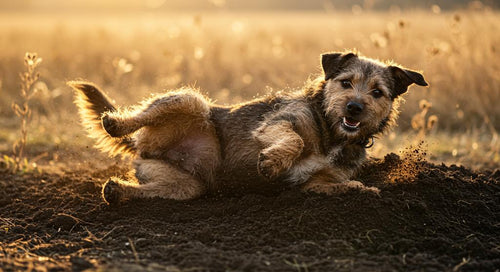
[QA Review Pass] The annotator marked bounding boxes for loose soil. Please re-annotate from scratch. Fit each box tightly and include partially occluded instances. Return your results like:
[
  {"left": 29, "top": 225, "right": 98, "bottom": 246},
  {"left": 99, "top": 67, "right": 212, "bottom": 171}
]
[{"left": 1, "top": 151, "right": 499, "bottom": 271}]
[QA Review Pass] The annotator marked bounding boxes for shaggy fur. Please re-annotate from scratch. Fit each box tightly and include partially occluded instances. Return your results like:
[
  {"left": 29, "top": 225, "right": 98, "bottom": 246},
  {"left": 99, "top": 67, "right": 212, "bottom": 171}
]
[{"left": 69, "top": 51, "right": 427, "bottom": 204}]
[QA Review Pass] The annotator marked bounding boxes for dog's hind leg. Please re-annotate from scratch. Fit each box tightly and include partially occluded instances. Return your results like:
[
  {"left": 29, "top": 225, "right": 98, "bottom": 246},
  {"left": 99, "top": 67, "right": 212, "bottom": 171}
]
[
  {"left": 102, "top": 159, "right": 204, "bottom": 205},
  {"left": 102, "top": 90, "right": 211, "bottom": 137}
]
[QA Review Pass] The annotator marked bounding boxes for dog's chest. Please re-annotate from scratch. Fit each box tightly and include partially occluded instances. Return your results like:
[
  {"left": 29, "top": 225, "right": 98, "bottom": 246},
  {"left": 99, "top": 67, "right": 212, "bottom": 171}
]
[{"left": 327, "top": 144, "right": 367, "bottom": 169}]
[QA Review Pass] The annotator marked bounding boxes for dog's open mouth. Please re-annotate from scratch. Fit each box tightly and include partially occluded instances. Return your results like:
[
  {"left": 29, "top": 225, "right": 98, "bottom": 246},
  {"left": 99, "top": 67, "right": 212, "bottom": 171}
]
[{"left": 341, "top": 117, "right": 360, "bottom": 132}]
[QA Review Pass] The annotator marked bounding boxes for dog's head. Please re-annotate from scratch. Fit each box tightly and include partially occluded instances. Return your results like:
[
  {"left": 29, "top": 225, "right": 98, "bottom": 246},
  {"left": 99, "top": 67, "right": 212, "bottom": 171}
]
[{"left": 320, "top": 52, "right": 428, "bottom": 140}]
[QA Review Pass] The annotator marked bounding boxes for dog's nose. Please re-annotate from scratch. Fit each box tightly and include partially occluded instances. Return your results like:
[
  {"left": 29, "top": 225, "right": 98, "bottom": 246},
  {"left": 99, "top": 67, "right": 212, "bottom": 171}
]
[{"left": 346, "top": 101, "right": 364, "bottom": 115}]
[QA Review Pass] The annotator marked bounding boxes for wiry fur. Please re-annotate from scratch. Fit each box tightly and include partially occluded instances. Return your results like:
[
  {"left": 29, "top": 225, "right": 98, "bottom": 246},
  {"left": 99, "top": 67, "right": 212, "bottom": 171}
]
[{"left": 69, "top": 51, "right": 427, "bottom": 204}]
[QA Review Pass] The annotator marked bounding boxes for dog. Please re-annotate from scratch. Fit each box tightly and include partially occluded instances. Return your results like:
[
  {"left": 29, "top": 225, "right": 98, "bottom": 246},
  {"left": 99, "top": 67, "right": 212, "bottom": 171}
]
[{"left": 69, "top": 52, "right": 427, "bottom": 205}]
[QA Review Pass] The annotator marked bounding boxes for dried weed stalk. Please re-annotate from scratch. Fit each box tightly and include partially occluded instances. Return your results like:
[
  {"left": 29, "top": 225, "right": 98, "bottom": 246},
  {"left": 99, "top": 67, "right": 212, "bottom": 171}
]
[
  {"left": 411, "top": 99, "right": 438, "bottom": 138},
  {"left": 3, "top": 53, "right": 42, "bottom": 174}
]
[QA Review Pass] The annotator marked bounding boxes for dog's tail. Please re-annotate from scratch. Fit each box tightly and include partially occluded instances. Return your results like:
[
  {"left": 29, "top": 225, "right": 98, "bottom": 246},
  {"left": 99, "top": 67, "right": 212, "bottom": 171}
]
[{"left": 68, "top": 81, "right": 136, "bottom": 157}]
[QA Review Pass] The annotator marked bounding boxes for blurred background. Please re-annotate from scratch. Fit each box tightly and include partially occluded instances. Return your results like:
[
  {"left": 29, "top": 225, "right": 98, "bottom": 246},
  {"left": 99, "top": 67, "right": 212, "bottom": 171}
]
[
  {"left": 0, "top": 0, "right": 499, "bottom": 169},
  {"left": 1, "top": 0, "right": 498, "bottom": 11}
]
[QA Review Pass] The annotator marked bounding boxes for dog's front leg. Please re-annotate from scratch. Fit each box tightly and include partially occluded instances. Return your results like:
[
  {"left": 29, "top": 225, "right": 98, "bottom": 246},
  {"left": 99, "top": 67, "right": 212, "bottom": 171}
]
[
  {"left": 302, "top": 167, "right": 380, "bottom": 195},
  {"left": 253, "top": 120, "right": 304, "bottom": 180}
]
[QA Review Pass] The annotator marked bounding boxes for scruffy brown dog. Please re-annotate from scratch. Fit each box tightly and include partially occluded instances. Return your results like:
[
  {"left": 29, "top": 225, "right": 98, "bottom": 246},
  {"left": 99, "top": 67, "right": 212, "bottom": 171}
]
[{"left": 69, "top": 52, "right": 427, "bottom": 205}]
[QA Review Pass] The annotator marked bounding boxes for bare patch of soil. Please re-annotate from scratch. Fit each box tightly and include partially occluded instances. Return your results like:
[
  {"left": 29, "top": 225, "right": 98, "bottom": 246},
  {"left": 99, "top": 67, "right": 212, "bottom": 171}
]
[{"left": 1, "top": 153, "right": 499, "bottom": 271}]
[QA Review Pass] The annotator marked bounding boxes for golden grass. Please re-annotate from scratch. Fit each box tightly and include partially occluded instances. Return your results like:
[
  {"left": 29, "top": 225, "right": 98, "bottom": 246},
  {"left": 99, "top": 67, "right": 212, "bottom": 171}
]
[{"left": 0, "top": 9, "right": 498, "bottom": 169}]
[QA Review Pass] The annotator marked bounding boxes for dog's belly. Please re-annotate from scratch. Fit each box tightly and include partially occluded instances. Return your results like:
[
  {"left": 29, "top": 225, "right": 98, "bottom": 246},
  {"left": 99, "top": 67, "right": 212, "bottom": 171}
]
[
  {"left": 138, "top": 128, "right": 220, "bottom": 182},
  {"left": 165, "top": 134, "right": 218, "bottom": 170}
]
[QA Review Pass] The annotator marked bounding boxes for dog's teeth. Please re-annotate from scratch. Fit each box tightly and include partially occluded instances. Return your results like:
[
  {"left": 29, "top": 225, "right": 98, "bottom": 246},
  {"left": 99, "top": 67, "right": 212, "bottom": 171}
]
[{"left": 343, "top": 117, "right": 360, "bottom": 128}]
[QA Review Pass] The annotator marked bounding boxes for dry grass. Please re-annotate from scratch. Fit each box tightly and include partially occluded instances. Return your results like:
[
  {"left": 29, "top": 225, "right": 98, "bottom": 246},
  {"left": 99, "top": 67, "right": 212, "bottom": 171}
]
[
  {"left": 0, "top": 9, "right": 498, "bottom": 169},
  {"left": 1, "top": 53, "right": 41, "bottom": 174}
]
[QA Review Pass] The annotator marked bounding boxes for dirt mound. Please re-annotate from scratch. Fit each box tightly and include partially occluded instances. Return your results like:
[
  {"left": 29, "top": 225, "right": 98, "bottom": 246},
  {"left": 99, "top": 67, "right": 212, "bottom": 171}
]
[{"left": 1, "top": 154, "right": 499, "bottom": 271}]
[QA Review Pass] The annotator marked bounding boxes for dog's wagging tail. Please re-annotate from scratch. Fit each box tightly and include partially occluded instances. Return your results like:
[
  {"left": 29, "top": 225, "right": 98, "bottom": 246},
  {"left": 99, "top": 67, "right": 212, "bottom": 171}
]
[
  {"left": 69, "top": 51, "right": 428, "bottom": 204},
  {"left": 69, "top": 81, "right": 137, "bottom": 156}
]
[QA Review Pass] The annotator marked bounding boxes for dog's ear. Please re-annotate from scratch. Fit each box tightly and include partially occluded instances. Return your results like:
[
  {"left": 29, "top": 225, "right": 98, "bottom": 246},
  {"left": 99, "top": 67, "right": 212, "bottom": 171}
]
[
  {"left": 389, "top": 66, "right": 428, "bottom": 98},
  {"left": 321, "top": 52, "right": 358, "bottom": 81}
]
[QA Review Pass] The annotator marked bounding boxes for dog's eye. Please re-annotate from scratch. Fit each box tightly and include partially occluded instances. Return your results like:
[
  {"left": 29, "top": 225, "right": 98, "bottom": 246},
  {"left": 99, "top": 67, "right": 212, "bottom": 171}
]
[
  {"left": 371, "top": 89, "right": 384, "bottom": 98},
  {"left": 340, "top": 80, "right": 351, "bottom": 89}
]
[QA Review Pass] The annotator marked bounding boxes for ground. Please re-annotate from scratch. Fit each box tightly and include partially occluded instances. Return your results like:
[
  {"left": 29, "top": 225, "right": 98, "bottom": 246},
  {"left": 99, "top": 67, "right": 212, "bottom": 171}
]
[{"left": 1, "top": 149, "right": 499, "bottom": 272}]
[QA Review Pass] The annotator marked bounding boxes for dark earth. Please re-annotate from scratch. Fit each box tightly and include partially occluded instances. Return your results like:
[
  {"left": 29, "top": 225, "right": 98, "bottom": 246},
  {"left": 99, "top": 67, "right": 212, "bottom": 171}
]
[{"left": 1, "top": 150, "right": 499, "bottom": 271}]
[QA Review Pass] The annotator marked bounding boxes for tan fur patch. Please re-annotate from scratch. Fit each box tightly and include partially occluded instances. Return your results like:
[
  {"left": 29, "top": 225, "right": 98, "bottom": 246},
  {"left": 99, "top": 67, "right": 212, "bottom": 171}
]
[{"left": 285, "top": 154, "right": 330, "bottom": 185}]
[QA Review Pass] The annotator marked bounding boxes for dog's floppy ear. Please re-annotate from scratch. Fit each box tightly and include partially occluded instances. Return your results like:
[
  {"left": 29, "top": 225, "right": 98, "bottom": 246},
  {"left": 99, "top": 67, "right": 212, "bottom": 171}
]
[
  {"left": 321, "top": 52, "right": 358, "bottom": 81},
  {"left": 389, "top": 66, "right": 428, "bottom": 98}
]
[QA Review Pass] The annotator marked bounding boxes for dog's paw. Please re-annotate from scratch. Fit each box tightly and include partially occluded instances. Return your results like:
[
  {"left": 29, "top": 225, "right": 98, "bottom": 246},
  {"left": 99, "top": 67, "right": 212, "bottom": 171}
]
[
  {"left": 102, "top": 178, "right": 123, "bottom": 205},
  {"left": 257, "top": 152, "right": 287, "bottom": 180},
  {"left": 303, "top": 180, "right": 380, "bottom": 196},
  {"left": 101, "top": 114, "right": 122, "bottom": 137},
  {"left": 345, "top": 180, "right": 381, "bottom": 195}
]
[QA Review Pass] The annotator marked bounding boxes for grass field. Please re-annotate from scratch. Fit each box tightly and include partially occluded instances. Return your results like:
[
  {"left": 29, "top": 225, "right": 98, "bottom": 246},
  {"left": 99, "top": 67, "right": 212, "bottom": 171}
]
[{"left": 1, "top": 9, "right": 499, "bottom": 170}]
